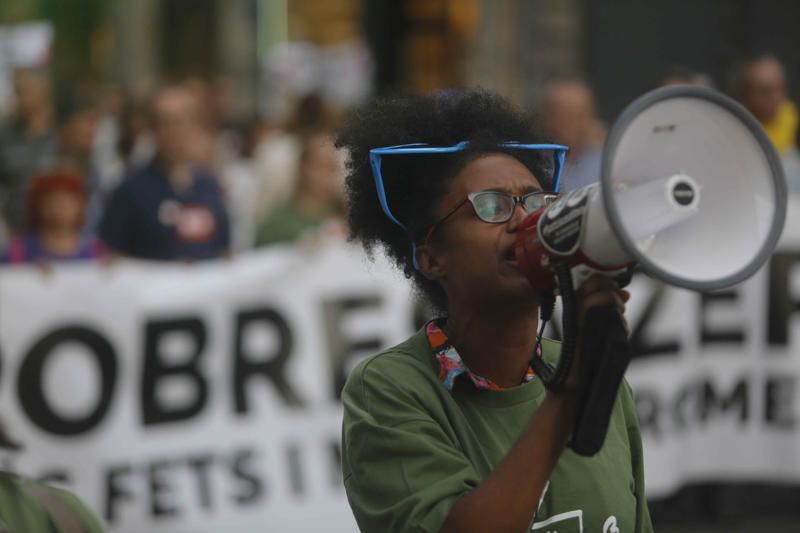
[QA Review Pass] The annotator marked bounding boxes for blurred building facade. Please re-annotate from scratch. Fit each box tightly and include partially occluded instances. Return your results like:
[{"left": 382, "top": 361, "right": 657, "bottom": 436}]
[{"left": 3, "top": 0, "right": 800, "bottom": 120}]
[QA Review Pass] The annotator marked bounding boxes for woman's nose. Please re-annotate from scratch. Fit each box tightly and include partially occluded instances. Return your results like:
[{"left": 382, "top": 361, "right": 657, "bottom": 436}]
[{"left": 506, "top": 203, "right": 528, "bottom": 232}]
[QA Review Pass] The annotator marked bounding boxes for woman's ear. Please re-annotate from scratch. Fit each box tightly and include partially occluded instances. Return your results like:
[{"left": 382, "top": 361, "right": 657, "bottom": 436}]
[{"left": 415, "top": 244, "right": 447, "bottom": 281}]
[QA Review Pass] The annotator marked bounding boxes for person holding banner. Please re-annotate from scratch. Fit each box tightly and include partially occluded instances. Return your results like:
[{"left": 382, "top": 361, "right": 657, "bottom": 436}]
[
  {"left": 337, "top": 90, "right": 652, "bottom": 532},
  {"left": 2, "top": 172, "right": 104, "bottom": 264},
  {"left": 98, "top": 85, "right": 231, "bottom": 261}
]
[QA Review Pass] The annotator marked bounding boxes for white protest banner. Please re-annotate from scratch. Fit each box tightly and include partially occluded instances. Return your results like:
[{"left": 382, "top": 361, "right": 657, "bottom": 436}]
[
  {"left": 0, "top": 201, "right": 799, "bottom": 531},
  {"left": 621, "top": 200, "right": 800, "bottom": 497},
  {"left": 0, "top": 242, "right": 416, "bottom": 533}
]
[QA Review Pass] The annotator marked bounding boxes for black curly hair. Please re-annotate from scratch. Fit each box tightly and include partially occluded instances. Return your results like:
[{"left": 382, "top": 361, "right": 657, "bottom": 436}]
[{"left": 336, "top": 89, "right": 552, "bottom": 312}]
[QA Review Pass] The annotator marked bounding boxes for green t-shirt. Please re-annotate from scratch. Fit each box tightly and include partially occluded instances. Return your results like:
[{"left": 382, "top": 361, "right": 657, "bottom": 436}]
[
  {"left": 254, "top": 202, "right": 329, "bottom": 246},
  {"left": 341, "top": 327, "right": 653, "bottom": 533},
  {"left": 0, "top": 472, "right": 104, "bottom": 533}
]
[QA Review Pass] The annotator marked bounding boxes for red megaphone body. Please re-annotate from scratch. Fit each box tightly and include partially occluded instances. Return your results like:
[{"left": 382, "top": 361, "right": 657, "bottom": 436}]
[{"left": 514, "top": 183, "right": 633, "bottom": 291}]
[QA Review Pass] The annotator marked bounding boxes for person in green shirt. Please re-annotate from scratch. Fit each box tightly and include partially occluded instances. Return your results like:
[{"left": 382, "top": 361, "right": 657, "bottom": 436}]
[
  {"left": 0, "top": 470, "right": 104, "bottom": 533},
  {"left": 255, "top": 132, "right": 346, "bottom": 246},
  {"left": 337, "top": 90, "right": 653, "bottom": 532},
  {"left": 0, "top": 399, "right": 103, "bottom": 531}
]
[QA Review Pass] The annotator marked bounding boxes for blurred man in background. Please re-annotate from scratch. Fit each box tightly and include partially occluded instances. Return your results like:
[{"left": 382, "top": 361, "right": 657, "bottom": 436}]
[
  {"left": 737, "top": 54, "right": 800, "bottom": 193},
  {"left": 739, "top": 54, "right": 797, "bottom": 154},
  {"left": 541, "top": 79, "right": 604, "bottom": 192},
  {"left": 99, "top": 85, "right": 230, "bottom": 261},
  {"left": 0, "top": 67, "right": 56, "bottom": 237}
]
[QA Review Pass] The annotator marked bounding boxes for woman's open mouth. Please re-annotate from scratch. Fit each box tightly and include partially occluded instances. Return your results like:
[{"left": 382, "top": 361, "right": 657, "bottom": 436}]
[{"left": 502, "top": 246, "right": 519, "bottom": 267}]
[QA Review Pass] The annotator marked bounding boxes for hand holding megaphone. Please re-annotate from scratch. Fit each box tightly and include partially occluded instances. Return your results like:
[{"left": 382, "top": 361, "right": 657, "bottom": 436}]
[{"left": 516, "top": 85, "right": 788, "bottom": 455}]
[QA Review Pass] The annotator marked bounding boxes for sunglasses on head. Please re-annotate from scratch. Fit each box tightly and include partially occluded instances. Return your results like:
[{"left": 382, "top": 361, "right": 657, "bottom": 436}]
[{"left": 369, "top": 141, "right": 569, "bottom": 269}]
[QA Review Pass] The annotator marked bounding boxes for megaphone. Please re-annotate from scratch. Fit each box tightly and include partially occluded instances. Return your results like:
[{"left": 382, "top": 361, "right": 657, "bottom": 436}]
[{"left": 515, "top": 85, "right": 787, "bottom": 455}]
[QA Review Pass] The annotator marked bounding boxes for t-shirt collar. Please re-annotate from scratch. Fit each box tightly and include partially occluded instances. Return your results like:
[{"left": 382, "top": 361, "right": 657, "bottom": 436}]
[{"left": 426, "top": 319, "right": 537, "bottom": 392}]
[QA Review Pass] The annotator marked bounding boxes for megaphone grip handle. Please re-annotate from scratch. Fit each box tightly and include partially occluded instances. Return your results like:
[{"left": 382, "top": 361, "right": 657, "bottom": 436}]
[{"left": 569, "top": 305, "right": 632, "bottom": 456}]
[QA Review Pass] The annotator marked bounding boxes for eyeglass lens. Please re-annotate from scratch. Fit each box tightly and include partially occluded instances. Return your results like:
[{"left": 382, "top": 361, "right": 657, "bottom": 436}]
[{"left": 472, "top": 192, "right": 557, "bottom": 223}]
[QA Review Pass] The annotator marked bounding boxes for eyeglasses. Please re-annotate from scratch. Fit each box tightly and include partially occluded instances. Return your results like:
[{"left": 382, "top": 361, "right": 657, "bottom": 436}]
[
  {"left": 368, "top": 141, "right": 569, "bottom": 269},
  {"left": 424, "top": 190, "right": 559, "bottom": 244}
]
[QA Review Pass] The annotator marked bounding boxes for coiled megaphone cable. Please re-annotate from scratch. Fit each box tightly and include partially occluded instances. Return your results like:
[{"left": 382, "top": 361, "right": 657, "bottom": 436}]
[
  {"left": 530, "top": 263, "right": 577, "bottom": 391},
  {"left": 530, "top": 263, "right": 634, "bottom": 456}
]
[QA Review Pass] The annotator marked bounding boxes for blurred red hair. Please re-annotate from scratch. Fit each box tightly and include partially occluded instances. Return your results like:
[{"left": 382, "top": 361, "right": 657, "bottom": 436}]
[{"left": 25, "top": 172, "right": 86, "bottom": 231}]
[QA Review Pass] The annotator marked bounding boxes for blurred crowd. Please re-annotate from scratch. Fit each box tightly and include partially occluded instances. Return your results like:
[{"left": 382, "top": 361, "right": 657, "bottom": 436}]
[
  {"left": 0, "top": 53, "right": 798, "bottom": 266},
  {"left": 0, "top": 70, "right": 348, "bottom": 265},
  {"left": 541, "top": 54, "right": 800, "bottom": 198}
]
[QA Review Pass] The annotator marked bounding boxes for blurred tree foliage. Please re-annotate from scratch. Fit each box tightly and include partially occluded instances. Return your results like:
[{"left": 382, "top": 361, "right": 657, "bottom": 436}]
[
  {"left": 41, "top": 0, "right": 108, "bottom": 85},
  {"left": 0, "top": 0, "right": 109, "bottom": 88},
  {"left": 0, "top": 0, "right": 40, "bottom": 22}
]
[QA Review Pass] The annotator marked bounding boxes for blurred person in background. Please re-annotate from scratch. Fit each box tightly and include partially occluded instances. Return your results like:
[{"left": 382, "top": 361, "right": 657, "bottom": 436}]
[
  {"left": 53, "top": 88, "right": 99, "bottom": 177},
  {"left": 219, "top": 117, "right": 269, "bottom": 251},
  {"left": 99, "top": 84, "right": 230, "bottom": 261},
  {"left": 541, "top": 79, "right": 604, "bottom": 192},
  {"left": 210, "top": 76, "right": 247, "bottom": 164},
  {"left": 179, "top": 75, "right": 261, "bottom": 251},
  {"left": 91, "top": 84, "right": 129, "bottom": 194},
  {"left": 0, "top": 468, "right": 104, "bottom": 532},
  {"left": 117, "top": 86, "right": 157, "bottom": 168},
  {"left": 0, "top": 67, "right": 57, "bottom": 237},
  {"left": 658, "top": 65, "right": 714, "bottom": 88},
  {"left": 52, "top": 87, "right": 106, "bottom": 233},
  {"left": 252, "top": 93, "right": 342, "bottom": 225},
  {"left": 737, "top": 54, "right": 800, "bottom": 193},
  {"left": 182, "top": 76, "right": 226, "bottom": 167},
  {"left": 739, "top": 54, "right": 797, "bottom": 154},
  {"left": 181, "top": 75, "right": 247, "bottom": 173},
  {"left": 2, "top": 172, "right": 103, "bottom": 264},
  {"left": 255, "top": 132, "right": 345, "bottom": 246}
]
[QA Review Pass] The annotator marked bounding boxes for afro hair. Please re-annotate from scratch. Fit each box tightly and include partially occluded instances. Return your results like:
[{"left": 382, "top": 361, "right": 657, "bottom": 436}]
[{"left": 336, "top": 89, "right": 551, "bottom": 312}]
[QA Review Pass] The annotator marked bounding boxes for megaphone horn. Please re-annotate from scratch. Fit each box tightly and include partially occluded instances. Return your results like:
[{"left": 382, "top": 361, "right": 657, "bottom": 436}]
[
  {"left": 515, "top": 85, "right": 788, "bottom": 456},
  {"left": 518, "top": 85, "right": 787, "bottom": 293}
]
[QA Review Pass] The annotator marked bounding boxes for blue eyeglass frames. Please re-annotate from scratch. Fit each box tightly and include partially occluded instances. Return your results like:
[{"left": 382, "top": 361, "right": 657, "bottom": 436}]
[{"left": 368, "top": 141, "right": 569, "bottom": 269}]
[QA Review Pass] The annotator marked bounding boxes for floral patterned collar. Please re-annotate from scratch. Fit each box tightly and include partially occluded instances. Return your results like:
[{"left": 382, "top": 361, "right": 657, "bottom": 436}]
[{"left": 426, "top": 319, "right": 537, "bottom": 392}]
